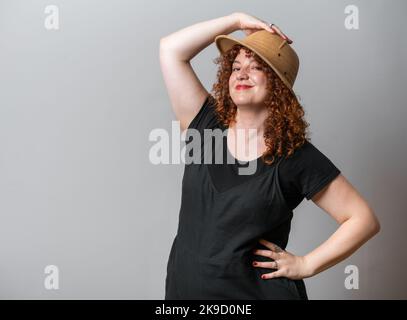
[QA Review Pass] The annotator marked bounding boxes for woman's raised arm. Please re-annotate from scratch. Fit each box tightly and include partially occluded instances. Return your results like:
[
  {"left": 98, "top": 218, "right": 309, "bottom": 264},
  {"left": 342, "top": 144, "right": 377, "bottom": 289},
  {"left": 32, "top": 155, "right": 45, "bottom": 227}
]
[{"left": 159, "top": 13, "right": 239, "bottom": 132}]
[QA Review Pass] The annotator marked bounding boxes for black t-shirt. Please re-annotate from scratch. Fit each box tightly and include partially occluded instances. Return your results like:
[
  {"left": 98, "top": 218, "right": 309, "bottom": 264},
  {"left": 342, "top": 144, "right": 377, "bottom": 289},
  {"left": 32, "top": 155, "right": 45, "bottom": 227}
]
[{"left": 186, "top": 94, "right": 341, "bottom": 211}]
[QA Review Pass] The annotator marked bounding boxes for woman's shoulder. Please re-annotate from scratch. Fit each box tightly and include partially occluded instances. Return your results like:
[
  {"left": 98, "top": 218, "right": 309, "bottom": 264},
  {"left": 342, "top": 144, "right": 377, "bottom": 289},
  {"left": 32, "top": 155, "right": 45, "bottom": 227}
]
[
  {"left": 279, "top": 139, "right": 341, "bottom": 201},
  {"left": 282, "top": 140, "right": 324, "bottom": 163}
]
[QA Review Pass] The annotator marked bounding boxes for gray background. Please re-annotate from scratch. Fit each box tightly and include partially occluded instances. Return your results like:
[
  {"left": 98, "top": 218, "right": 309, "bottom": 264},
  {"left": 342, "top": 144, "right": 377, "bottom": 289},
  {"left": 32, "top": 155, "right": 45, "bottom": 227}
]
[{"left": 0, "top": 0, "right": 406, "bottom": 299}]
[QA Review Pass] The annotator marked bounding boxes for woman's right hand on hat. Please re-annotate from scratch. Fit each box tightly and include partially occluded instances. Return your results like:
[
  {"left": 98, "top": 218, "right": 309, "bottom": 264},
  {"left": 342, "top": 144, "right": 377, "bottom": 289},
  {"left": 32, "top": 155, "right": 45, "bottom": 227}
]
[{"left": 231, "top": 12, "right": 293, "bottom": 44}]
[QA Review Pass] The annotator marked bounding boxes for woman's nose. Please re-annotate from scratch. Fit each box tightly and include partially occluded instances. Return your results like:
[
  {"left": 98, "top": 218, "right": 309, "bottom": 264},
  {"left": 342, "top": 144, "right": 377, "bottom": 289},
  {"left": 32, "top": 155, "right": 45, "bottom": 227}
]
[{"left": 237, "top": 70, "right": 249, "bottom": 80}]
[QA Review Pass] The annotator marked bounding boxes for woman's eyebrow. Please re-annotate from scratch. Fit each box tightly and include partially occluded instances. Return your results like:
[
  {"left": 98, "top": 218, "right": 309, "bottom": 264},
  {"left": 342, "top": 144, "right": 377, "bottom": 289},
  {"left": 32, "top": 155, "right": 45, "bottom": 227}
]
[{"left": 232, "top": 59, "right": 257, "bottom": 64}]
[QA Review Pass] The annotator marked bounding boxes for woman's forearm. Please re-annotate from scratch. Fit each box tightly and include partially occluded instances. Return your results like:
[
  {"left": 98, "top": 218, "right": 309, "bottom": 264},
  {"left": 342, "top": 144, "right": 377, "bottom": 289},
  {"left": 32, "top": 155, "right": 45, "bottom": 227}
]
[
  {"left": 160, "top": 13, "right": 239, "bottom": 62},
  {"left": 303, "top": 212, "right": 380, "bottom": 277}
]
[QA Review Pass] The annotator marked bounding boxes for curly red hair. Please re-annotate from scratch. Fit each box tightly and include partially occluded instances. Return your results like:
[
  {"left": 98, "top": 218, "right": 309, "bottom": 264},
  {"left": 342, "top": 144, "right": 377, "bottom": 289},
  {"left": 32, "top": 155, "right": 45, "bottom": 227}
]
[{"left": 211, "top": 44, "right": 310, "bottom": 165}]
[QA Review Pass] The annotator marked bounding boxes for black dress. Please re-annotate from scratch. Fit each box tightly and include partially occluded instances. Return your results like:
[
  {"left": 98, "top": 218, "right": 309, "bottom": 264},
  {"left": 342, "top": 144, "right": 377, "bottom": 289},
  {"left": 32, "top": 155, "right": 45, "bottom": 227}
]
[{"left": 165, "top": 94, "right": 341, "bottom": 300}]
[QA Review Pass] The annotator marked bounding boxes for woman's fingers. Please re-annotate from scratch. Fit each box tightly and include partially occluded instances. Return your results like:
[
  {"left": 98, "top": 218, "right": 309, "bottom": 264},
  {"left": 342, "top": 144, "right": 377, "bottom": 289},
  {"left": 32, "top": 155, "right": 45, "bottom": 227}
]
[
  {"left": 237, "top": 13, "right": 294, "bottom": 43},
  {"left": 243, "top": 29, "right": 260, "bottom": 36},
  {"left": 237, "top": 13, "right": 276, "bottom": 35},
  {"left": 261, "top": 20, "right": 275, "bottom": 33},
  {"left": 258, "top": 239, "right": 284, "bottom": 253},
  {"left": 243, "top": 22, "right": 275, "bottom": 36},
  {"left": 253, "top": 248, "right": 279, "bottom": 260},
  {"left": 285, "top": 36, "right": 293, "bottom": 44},
  {"left": 252, "top": 260, "right": 279, "bottom": 269},
  {"left": 271, "top": 24, "right": 285, "bottom": 37},
  {"left": 252, "top": 241, "right": 289, "bottom": 278},
  {"left": 261, "top": 269, "right": 285, "bottom": 279},
  {"left": 235, "top": 13, "right": 293, "bottom": 43},
  {"left": 270, "top": 24, "right": 293, "bottom": 43}
]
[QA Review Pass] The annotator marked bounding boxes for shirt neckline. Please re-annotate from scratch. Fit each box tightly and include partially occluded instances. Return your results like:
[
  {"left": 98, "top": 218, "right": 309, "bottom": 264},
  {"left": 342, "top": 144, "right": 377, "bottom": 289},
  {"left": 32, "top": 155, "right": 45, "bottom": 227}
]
[{"left": 224, "top": 126, "right": 265, "bottom": 165}]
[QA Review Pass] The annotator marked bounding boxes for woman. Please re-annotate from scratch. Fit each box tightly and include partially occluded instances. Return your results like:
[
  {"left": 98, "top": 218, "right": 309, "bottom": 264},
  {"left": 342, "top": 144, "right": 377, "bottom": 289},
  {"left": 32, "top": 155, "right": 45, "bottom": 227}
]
[{"left": 159, "top": 12, "right": 380, "bottom": 300}]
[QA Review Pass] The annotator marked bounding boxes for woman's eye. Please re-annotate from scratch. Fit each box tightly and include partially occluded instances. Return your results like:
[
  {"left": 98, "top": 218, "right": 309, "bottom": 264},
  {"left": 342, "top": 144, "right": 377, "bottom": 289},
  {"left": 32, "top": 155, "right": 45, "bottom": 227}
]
[{"left": 232, "top": 66, "right": 262, "bottom": 72}]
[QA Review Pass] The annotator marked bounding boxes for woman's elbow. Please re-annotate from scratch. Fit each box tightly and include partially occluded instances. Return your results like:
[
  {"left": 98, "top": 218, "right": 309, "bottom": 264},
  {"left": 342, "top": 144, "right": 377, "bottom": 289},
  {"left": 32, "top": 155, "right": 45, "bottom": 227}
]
[{"left": 366, "top": 211, "right": 381, "bottom": 237}]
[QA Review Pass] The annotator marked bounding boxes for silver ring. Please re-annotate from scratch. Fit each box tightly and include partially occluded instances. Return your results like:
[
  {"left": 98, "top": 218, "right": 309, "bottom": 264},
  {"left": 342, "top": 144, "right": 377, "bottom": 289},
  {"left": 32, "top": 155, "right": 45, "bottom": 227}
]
[{"left": 269, "top": 23, "right": 275, "bottom": 29}]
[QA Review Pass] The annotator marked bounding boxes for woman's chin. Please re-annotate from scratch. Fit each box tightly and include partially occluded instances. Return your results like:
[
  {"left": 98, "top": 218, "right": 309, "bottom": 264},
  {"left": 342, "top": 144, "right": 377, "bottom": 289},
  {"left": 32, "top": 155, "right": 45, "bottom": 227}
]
[
  {"left": 232, "top": 95, "right": 252, "bottom": 104},
  {"left": 232, "top": 97, "right": 261, "bottom": 107}
]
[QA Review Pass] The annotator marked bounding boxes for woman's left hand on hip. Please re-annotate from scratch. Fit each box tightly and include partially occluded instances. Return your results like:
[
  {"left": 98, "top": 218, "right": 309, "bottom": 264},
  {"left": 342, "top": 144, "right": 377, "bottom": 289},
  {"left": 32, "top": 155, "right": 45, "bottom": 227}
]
[{"left": 252, "top": 238, "right": 312, "bottom": 280}]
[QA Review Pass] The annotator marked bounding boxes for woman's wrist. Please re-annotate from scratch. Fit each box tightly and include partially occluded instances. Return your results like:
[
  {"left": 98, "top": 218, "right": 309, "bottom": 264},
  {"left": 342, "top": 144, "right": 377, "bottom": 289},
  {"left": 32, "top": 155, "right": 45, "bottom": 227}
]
[
  {"left": 301, "top": 255, "right": 316, "bottom": 278},
  {"left": 219, "top": 12, "right": 241, "bottom": 35},
  {"left": 228, "top": 12, "right": 241, "bottom": 31}
]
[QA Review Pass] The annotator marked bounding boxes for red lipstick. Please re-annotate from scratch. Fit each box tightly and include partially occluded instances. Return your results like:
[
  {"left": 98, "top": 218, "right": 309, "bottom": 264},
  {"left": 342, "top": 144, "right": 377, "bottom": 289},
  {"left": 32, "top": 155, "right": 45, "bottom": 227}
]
[{"left": 236, "top": 85, "right": 253, "bottom": 90}]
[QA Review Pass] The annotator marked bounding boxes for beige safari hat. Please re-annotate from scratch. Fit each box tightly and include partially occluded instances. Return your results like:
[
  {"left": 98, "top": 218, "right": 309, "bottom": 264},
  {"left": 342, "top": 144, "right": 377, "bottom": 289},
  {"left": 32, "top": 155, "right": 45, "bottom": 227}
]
[{"left": 214, "top": 30, "right": 299, "bottom": 95}]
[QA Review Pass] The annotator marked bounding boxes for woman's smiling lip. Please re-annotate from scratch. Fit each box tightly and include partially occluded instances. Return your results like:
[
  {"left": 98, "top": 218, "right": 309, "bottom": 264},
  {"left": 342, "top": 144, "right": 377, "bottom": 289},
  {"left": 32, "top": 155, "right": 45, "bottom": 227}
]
[{"left": 235, "top": 85, "right": 253, "bottom": 90}]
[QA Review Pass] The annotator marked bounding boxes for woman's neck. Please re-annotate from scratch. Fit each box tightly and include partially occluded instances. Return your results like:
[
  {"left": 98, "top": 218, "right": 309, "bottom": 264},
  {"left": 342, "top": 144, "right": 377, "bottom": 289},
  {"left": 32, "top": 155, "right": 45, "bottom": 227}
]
[{"left": 230, "top": 106, "right": 268, "bottom": 136}]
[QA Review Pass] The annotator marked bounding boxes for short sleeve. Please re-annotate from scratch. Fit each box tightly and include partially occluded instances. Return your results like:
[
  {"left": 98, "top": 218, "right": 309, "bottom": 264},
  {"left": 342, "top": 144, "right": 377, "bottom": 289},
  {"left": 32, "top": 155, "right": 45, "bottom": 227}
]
[
  {"left": 279, "top": 140, "right": 341, "bottom": 203},
  {"left": 187, "top": 94, "right": 218, "bottom": 131}
]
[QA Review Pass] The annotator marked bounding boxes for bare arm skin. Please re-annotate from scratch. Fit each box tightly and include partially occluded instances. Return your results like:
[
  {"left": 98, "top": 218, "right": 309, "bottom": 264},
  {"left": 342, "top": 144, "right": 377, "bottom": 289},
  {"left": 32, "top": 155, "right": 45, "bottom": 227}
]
[
  {"left": 254, "top": 174, "right": 381, "bottom": 280},
  {"left": 159, "top": 14, "right": 238, "bottom": 133},
  {"left": 303, "top": 174, "right": 381, "bottom": 277}
]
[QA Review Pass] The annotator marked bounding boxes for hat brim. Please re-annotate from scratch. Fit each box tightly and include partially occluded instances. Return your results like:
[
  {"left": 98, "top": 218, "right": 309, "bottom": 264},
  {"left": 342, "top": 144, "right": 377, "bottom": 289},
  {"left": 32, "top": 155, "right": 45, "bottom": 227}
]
[{"left": 214, "top": 34, "right": 296, "bottom": 95}]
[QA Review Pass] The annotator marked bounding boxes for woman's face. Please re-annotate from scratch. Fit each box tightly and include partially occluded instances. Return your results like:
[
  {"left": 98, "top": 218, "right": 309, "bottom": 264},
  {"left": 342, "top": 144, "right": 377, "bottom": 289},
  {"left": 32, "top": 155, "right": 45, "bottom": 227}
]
[{"left": 229, "top": 48, "right": 269, "bottom": 108}]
